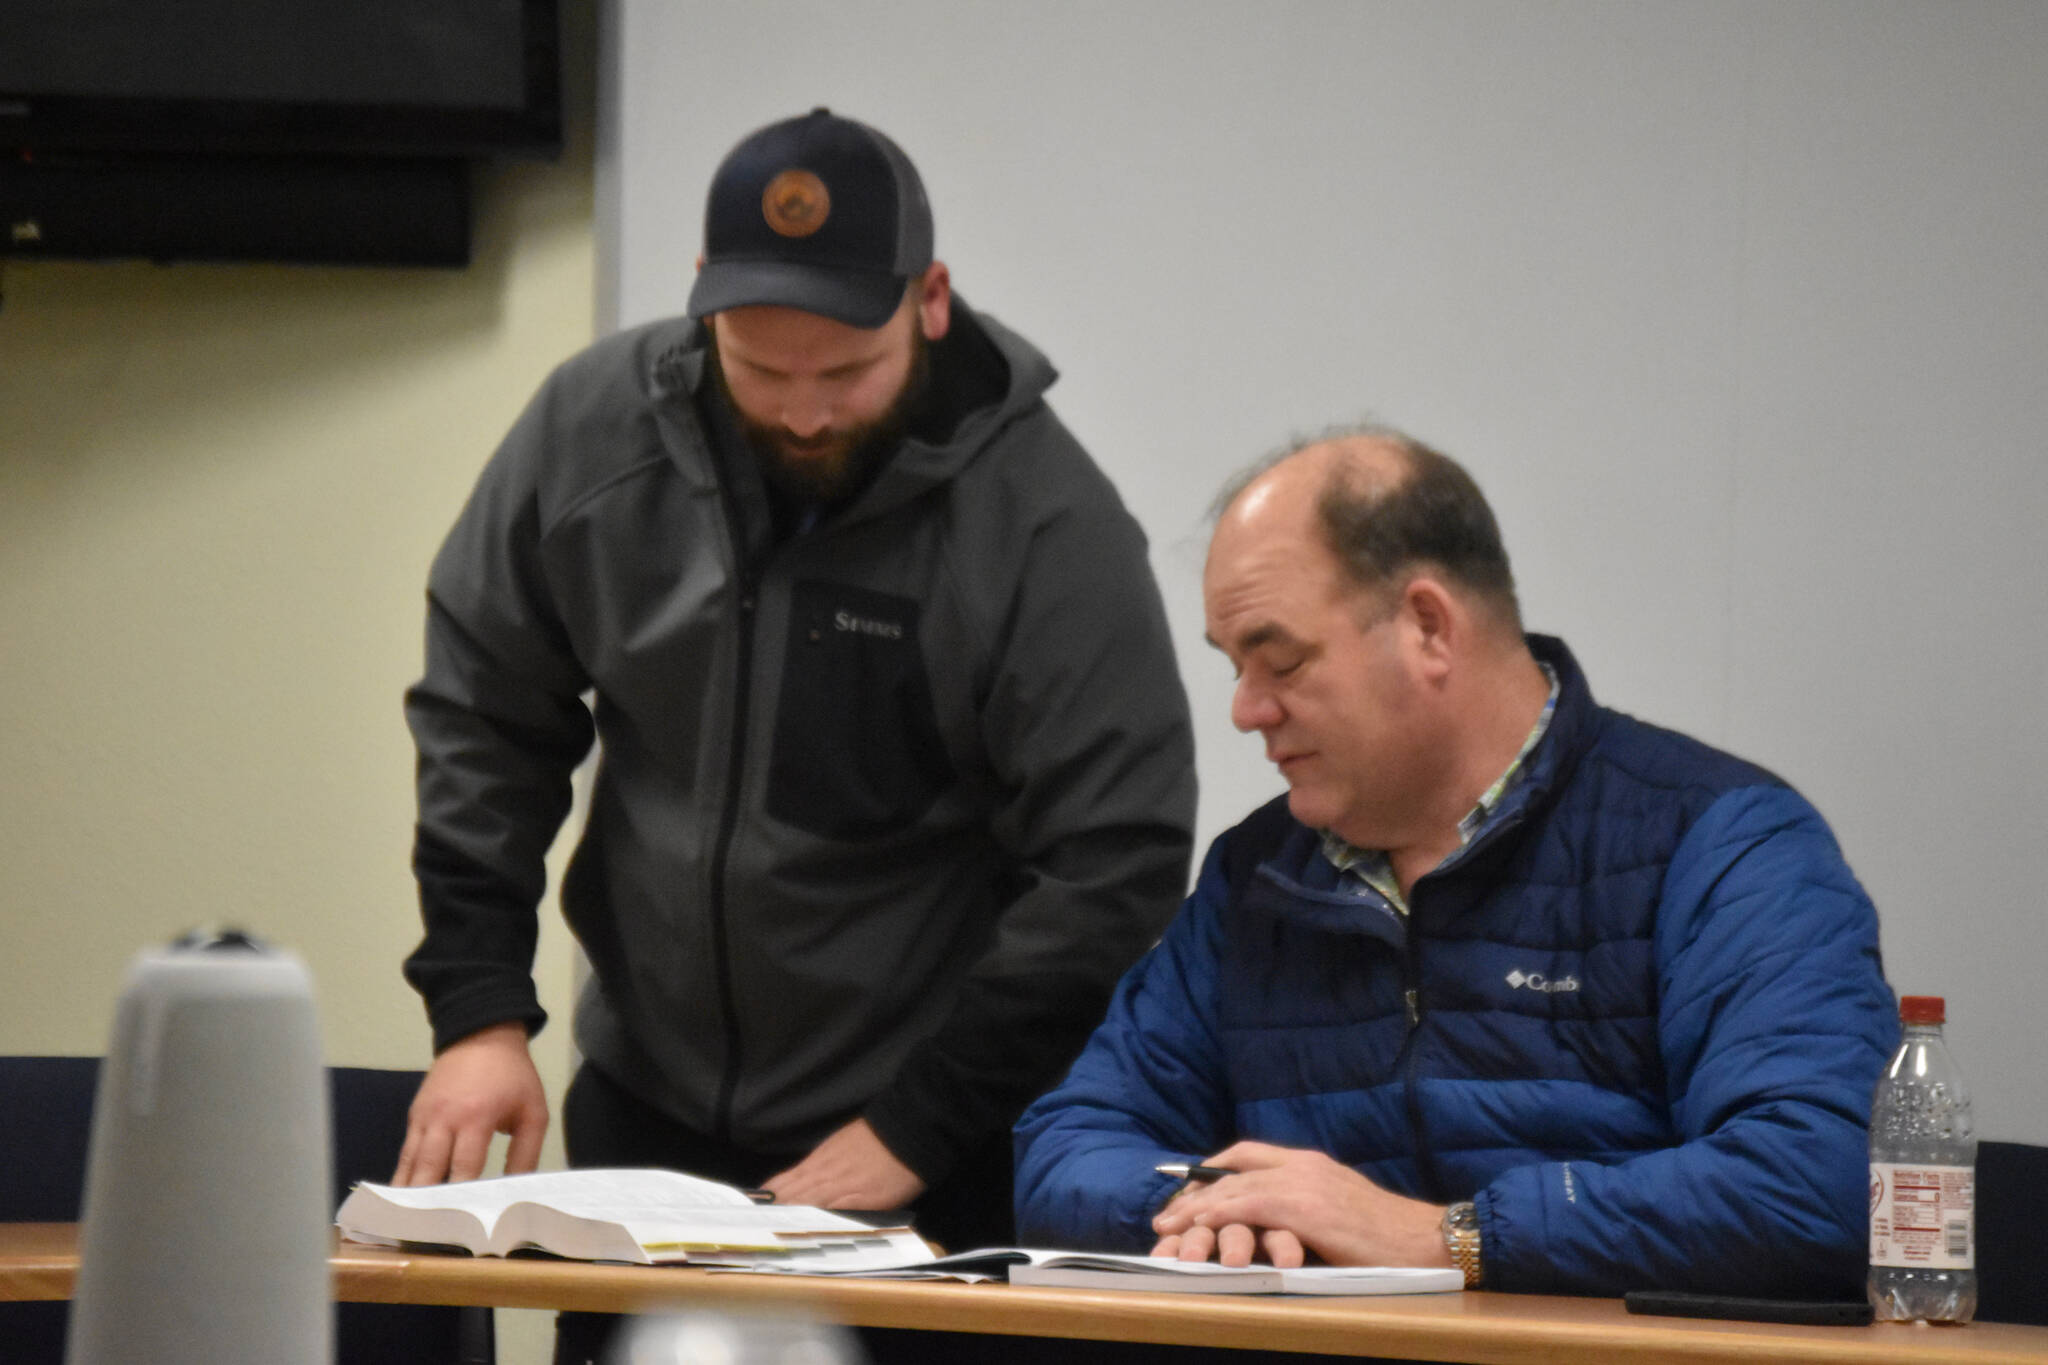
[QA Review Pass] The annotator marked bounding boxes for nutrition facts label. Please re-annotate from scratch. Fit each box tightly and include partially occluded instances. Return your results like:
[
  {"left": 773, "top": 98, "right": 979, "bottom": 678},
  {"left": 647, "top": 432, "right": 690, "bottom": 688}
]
[{"left": 1869, "top": 1162, "right": 1974, "bottom": 1270}]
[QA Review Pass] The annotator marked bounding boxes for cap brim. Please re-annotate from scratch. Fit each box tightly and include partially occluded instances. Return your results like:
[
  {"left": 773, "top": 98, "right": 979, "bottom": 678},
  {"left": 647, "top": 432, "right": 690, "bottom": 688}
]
[{"left": 687, "top": 261, "right": 906, "bottom": 329}]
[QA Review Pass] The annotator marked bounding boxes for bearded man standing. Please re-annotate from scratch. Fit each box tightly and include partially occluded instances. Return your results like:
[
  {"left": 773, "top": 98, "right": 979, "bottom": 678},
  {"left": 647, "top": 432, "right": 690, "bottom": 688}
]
[{"left": 392, "top": 109, "right": 1196, "bottom": 1307}]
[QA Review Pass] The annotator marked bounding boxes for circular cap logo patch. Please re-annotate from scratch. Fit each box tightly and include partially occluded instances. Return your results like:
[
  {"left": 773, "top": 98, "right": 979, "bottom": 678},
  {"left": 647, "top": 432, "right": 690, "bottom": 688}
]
[{"left": 762, "top": 169, "right": 830, "bottom": 238}]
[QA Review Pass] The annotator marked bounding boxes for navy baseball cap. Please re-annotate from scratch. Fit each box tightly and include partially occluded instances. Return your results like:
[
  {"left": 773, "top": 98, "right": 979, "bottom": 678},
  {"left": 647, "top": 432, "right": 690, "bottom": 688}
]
[{"left": 686, "top": 108, "right": 934, "bottom": 329}]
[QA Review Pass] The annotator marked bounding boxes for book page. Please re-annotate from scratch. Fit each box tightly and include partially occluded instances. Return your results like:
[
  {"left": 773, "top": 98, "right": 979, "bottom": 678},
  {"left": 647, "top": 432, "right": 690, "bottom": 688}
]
[
  {"left": 1033, "top": 1251, "right": 1282, "bottom": 1277},
  {"left": 1023, "top": 1252, "right": 1463, "bottom": 1293},
  {"left": 612, "top": 1206, "right": 889, "bottom": 1259},
  {"left": 693, "top": 1228, "right": 939, "bottom": 1272},
  {"left": 1005, "top": 1254, "right": 1463, "bottom": 1296},
  {"left": 390, "top": 1168, "right": 754, "bottom": 1211},
  {"left": 341, "top": 1167, "right": 757, "bottom": 1232},
  {"left": 712, "top": 1243, "right": 1030, "bottom": 1281},
  {"left": 334, "top": 1186, "right": 492, "bottom": 1253},
  {"left": 1277, "top": 1265, "right": 1463, "bottom": 1295},
  {"left": 1008, "top": 1257, "right": 1284, "bottom": 1293}
]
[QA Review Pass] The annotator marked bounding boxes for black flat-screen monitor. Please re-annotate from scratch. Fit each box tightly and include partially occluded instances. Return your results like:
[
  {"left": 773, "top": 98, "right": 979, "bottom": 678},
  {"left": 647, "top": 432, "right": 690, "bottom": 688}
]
[
  {"left": 0, "top": 0, "right": 561, "bottom": 160},
  {"left": 0, "top": 0, "right": 560, "bottom": 265}
]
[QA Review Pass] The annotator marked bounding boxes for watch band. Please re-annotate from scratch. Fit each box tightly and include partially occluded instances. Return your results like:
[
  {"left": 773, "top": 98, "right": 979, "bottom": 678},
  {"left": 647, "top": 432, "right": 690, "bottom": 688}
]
[{"left": 1441, "top": 1200, "right": 1484, "bottom": 1289}]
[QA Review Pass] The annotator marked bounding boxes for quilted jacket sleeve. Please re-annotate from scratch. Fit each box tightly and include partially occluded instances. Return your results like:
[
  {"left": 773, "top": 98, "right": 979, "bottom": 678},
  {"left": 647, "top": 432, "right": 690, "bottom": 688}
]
[
  {"left": 1478, "top": 783, "right": 1898, "bottom": 1296},
  {"left": 1011, "top": 833, "right": 1239, "bottom": 1249}
]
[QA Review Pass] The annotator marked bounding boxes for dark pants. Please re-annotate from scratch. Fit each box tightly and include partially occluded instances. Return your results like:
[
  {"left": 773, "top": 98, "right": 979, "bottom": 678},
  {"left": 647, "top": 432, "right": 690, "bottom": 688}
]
[{"left": 551, "top": 1063, "right": 1017, "bottom": 1365}]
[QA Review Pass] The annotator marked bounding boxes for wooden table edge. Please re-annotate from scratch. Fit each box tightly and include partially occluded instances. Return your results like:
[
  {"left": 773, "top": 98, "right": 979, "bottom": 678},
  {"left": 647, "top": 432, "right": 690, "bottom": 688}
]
[
  {"left": 6, "top": 1225, "right": 2043, "bottom": 1365},
  {"left": 327, "top": 1241, "right": 2048, "bottom": 1365}
]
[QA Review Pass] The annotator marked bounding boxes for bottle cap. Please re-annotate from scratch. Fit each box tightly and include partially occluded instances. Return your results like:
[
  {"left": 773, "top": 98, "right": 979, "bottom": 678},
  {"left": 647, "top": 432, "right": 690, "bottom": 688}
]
[{"left": 1899, "top": 995, "right": 1945, "bottom": 1024}]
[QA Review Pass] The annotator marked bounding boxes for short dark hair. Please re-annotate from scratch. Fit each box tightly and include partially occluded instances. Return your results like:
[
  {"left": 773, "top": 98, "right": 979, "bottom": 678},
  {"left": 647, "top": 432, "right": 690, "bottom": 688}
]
[{"left": 1220, "top": 423, "right": 1523, "bottom": 630}]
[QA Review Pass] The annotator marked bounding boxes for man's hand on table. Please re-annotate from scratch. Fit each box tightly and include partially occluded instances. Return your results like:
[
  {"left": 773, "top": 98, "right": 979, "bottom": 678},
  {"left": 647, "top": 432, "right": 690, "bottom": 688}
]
[
  {"left": 761, "top": 1117, "right": 928, "bottom": 1211},
  {"left": 1149, "top": 1140, "right": 1451, "bottom": 1269},
  {"left": 392, "top": 1021, "right": 548, "bottom": 1186}
]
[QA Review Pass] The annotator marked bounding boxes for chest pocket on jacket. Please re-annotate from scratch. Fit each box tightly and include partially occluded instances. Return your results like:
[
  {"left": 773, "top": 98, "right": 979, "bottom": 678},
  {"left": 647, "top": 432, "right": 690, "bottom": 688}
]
[{"left": 767, "top": 581, "right": 956, "bottom": 840}]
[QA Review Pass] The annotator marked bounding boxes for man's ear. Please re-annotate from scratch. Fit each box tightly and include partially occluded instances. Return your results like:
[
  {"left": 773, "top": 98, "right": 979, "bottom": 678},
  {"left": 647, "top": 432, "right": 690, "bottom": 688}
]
[
  {"left": 1403, "top": 577, "right": 1459, "bottom": 683},
  {"left": 916, "top": 261, "right": 953, "bottom": 341}
]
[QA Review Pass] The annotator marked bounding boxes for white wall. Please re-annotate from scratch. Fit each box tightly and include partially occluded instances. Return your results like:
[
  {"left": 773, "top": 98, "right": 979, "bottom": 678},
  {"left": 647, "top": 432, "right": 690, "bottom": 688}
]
[{"left": 606, "top": 1, "right": 2048, "bottom": 1140}]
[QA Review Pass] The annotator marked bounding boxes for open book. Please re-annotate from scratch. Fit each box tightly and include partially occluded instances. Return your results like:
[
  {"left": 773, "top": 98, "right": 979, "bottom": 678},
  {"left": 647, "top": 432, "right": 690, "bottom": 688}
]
[
  {"left": 335, "top": 1168, "right": 933, "bottom": 1270},
  {"left": 1003, "top": 1251, "right": 1463, "bottom": 1295}
]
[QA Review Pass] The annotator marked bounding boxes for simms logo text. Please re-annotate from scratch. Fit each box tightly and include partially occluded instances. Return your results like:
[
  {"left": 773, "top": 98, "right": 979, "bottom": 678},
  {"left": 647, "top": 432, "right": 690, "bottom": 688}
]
[{"left": 834, "top": 610, "right": 904, "bottom": 640}]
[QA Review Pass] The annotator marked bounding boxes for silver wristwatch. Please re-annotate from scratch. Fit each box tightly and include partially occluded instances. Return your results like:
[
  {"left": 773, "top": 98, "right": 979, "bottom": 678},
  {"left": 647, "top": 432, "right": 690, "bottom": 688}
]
[{"left": 1441, "top": 1200, "right": 1484, "bottom": 1289}]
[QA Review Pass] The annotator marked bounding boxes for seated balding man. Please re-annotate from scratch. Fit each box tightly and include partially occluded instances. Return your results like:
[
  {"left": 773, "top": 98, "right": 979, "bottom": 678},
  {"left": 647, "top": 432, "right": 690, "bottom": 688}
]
[{"left": 1014, "top": 426, "right": 1897, "bottom": 1298}]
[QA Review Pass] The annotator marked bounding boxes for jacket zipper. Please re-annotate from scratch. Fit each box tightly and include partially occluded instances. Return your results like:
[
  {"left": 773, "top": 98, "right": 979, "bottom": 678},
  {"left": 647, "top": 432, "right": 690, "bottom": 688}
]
[
  {"left": 706, "top": 500, "right": 761, "bottom": 1146},
  {"left": 1397, "top": 907, "right": 1442, "bottom": 1203},
  {"left": 1397, "top": 810, "right": 1528, "bottom": 1204}
]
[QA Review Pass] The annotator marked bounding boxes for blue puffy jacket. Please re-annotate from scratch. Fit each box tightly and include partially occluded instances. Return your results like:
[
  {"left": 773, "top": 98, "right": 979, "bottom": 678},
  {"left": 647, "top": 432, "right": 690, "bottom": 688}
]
[{"left": 1015, "top": 636, "right": 1897, "bottom": 1297}]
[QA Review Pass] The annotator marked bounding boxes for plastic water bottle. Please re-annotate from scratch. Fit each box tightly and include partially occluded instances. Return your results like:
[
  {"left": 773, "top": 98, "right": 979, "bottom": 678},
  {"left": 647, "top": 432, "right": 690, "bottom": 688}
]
[{"left": 1867, "top": 994, "right": 1975, "bottom": 1324}]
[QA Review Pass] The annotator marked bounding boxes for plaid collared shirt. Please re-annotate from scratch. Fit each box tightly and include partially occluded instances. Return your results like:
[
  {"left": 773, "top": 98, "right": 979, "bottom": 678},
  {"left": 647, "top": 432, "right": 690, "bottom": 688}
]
[{"left": 1320, "top": 664, "right": 1559, "bottom": 917}]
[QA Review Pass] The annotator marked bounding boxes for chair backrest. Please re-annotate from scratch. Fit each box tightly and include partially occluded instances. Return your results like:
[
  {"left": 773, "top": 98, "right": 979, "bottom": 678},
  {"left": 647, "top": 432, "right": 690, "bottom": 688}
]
[
  {"left": 0, "top": 1057, "right": 98, "bottom": 1360},
  {"left": 1977, "top": 1139, "right": 2048, "bottom": 1326},
  {"left": 0, "top": 1056, "right": 492, "bottom": 1364}
]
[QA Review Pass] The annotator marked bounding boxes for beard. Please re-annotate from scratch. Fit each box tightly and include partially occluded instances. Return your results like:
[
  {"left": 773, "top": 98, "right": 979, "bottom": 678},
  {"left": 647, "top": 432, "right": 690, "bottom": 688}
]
[{"left": 712, "top": 329, "right": 932, "bottom": 505}]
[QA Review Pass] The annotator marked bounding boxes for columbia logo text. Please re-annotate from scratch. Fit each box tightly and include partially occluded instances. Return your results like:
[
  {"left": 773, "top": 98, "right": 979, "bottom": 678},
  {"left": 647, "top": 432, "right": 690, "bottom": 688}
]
[
  {"left": 1505, "top": 969, "right": 1580, "bottom": 994},
  {"left": 834, "top": 610, "right": 905, "bottom": 640}
]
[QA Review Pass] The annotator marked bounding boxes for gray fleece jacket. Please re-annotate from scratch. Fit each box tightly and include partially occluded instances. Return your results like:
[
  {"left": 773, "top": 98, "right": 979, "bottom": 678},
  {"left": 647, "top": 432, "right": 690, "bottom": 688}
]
[{"left": 403, "top": 300, "right": 1196, "bottom": 1182}]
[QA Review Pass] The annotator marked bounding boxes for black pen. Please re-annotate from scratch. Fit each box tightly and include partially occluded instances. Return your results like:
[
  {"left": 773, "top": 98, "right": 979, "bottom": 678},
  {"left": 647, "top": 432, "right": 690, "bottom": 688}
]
[{"left": 1155, "top": 1163, "right": 1232, "bottom": 1184}]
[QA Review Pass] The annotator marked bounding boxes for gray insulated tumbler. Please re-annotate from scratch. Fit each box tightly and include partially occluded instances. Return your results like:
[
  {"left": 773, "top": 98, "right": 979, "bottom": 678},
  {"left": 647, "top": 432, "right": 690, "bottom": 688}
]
[{"left": 66, "top": 929, "right": 331, "bottom": 1365}]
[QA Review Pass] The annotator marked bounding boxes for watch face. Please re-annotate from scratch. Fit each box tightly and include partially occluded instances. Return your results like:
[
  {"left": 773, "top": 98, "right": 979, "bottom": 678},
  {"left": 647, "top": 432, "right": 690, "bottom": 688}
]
[{"left": 1446, "top": 1201, "right": 1479, "bottom": 1231}]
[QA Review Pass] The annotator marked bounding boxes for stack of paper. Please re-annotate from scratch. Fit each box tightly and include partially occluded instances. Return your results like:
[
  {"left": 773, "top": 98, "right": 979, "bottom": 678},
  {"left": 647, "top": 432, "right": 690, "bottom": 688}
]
[{"left": 1003, "top": 1251, "right": 1463, "bottom": 1295}]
